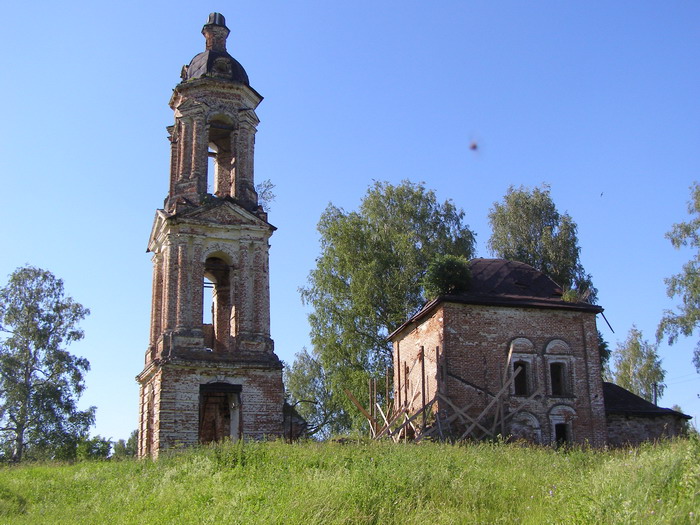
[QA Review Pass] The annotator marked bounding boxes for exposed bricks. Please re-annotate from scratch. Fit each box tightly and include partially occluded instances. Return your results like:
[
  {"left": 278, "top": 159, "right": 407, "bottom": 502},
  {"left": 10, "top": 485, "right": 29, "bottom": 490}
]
[
  {"left": 391, "top": 301, "right": 608, "bottom": 447},
  {"left": 136, "top": 14, "right": 285, "bottom": 458}
]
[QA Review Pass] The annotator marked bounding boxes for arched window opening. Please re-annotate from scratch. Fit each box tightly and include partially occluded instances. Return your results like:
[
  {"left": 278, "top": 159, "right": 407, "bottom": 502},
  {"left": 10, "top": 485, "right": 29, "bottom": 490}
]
[
  {"left": 202, "top": 277, "right": 214, "bottom": 349},
  {"left": 513, "top": 361, "right": 529, "bottom": 396},
  {"left": 509, "top": 412, "right": 542, "bottom": 443},
  {"left": 203, "top": 277, "right": 214, "bottom": 324},
  {"left": 203, "top": 256, "right": 231, "bottom": 352},
  {"left": 550, "top": 362, "right": 567, "bottom": 396},
  {"left": 207, "top": 148, "right": 216, "bottom": 194},
  {"left": 207, "top": 115, "right": 235, "bottom": 197},
  {"left": 549, "top": 405, "right": 575, "bottom": 446}
]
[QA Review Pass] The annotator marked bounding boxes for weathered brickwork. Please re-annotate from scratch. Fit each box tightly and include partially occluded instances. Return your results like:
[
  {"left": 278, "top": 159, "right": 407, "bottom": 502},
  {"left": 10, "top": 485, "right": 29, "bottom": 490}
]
[
  {"left": 136, "top": 13, "right": 285, "bottom": 458},
  {"left": 393, "top": 302, "right": 607, "bottom": 446},
  {"left": 601, "top": 381, "right": 690, "bottom": 446},
  {"left": 390, "top": 259, "right": 608, "bottom": 446},
  {"left": 606, "top": 414, "right": 686, "bottom": 447}
]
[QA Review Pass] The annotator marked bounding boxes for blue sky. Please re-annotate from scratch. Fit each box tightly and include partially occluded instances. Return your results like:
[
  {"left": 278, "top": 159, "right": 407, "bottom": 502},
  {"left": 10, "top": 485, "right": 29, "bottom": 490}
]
[{"left": 1, "top": 2, "right": 698, "bottom": 441}]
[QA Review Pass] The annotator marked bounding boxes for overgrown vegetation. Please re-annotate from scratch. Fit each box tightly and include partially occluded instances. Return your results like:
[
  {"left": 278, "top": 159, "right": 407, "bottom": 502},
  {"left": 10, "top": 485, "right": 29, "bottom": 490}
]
[
  {"left": 422, "top": 254, "right": 471, "bottom": 299},
  {"left": 0, "top": 438, "right": 697, "bottom": 524},
  {"left": 291, "top": 180, "right": 475, "bottom": 434}
]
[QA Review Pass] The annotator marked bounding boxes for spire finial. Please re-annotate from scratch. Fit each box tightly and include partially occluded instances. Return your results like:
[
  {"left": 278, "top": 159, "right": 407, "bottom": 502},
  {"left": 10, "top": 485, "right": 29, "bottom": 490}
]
[{"left": 202, "top": 12, "right": 230, "bottom": 52}]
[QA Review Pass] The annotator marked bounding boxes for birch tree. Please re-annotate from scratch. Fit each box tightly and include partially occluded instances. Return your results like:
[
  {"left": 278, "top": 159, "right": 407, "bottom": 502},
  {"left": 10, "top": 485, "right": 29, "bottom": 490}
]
[{"left": 0, "top": 266, "right": 94, "bottom": 461}]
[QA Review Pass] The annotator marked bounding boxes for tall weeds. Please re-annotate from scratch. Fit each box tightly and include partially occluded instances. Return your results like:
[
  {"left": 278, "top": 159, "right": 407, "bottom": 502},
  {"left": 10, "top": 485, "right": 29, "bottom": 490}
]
[{"left": 0, "top": 438, "right": 697, "bottom": 524}]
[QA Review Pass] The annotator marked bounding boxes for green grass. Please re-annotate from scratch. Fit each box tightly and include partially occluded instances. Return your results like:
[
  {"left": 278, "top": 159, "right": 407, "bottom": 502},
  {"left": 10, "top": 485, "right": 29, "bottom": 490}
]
[{"left": 0, "top": 437, "right": 698, "bottom": 524}]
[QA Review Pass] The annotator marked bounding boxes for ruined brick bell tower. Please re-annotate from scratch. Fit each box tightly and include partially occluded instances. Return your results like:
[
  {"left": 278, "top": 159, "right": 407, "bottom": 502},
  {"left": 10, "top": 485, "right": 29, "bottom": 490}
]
[{"left": 137, "top": 13, "right": 284, "bottom": 457}]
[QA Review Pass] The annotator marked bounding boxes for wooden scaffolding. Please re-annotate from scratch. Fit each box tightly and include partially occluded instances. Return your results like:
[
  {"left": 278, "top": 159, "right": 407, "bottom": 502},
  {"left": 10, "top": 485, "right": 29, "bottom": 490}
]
[{"left": 346, "top": 345, "right": 543, "bottom": 442}]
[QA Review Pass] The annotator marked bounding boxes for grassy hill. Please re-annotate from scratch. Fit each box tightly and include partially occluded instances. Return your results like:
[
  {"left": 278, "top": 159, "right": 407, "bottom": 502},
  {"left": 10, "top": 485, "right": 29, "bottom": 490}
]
[{"left": 0, "top": 437, "right": 698, "bottom": 524}]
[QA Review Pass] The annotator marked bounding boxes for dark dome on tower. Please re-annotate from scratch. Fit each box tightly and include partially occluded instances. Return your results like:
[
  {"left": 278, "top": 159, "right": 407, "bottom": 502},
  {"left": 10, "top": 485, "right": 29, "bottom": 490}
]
[{"left": 181, "top": 13, "right": 250, "bottom": 85}]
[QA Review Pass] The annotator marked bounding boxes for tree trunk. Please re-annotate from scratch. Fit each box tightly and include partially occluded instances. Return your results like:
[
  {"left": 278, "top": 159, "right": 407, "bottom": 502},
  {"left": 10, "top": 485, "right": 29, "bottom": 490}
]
[{"left": 11, "top": 428, "right": 24, "bottom": 463}]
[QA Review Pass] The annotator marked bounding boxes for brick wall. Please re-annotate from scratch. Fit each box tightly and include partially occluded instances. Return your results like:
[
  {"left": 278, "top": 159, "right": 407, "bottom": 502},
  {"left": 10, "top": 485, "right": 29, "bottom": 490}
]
[
  {"left": 606, "top": 414, "right": 687, "bottom": 446},
  {"left": 138, "top": 360, "right": 284, "bottom": 457},
  {"left": 392, "top": 301, "right": 607, "bottom": 446}
]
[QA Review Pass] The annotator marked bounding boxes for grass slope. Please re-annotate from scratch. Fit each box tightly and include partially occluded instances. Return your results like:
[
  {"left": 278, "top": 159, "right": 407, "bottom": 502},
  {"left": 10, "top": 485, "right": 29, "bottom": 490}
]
[{"left": 0, "top": 438, "right": 698, "bottom": 524}]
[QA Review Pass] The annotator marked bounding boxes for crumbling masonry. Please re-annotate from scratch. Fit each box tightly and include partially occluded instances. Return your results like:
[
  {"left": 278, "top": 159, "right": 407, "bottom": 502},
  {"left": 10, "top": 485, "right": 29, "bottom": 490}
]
[{"left": 136, "top": 13, "right": 285, "bottom": 457}]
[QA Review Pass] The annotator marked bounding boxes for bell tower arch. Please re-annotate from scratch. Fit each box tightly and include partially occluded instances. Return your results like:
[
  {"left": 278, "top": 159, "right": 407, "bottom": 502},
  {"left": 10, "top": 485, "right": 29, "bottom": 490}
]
[{"left": 136, "top": 13, "right": 284, "bottom": 457}]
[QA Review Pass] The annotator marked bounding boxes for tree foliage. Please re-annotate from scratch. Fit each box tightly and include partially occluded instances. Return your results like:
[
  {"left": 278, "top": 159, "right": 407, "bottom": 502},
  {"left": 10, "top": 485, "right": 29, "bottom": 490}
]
[
  {"left": 295, "top": 180, "right": 475, "bottom": 432},
  {"left": 255, "top": 179, "right": 276, "bottom": 212},
  {"left": 113, "top": 430, "right": 138, "bottom": 459},
  {"left": 284, "top": 349, "right": 337, "bottom": 438},
  {"left": 0, "top": 266, "right": 94, "bottom": 462},
  {"left": 422, "top": 254, "right": 471, "bottom": 300},
  {"left": 612, "top": 327, "right": 666, "bottom": 403},
  {"left": 487, "top": 184, "right": 596, "bottom": 302},
  {"left": 76, "top": 435, "right": 112, "bottom": 461},
  {"left": 487, "top": 184, "right": 611, "bottom": 370},
  {"left": 657, "top": 182, "right": 700, "bottom": 372}
]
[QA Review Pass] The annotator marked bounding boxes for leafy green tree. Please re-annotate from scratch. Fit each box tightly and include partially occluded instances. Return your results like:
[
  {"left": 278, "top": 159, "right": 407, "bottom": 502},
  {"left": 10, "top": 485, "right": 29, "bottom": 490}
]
[
  {"left": 487, "top": 184, "right": 611, "bottom": 371},
  {"left": 670, "top": 405, "right": 695, "bottom": 436},
  {"left": 599, "top": 336, "right": 614, "bottom": 381},
  {"left": 487, "top": 184, "right": 596, "bottom": 302},
  {"left": 77, "top": 435, "right": 112, "bottom": 461},
  {"left": 658, "top": 182, "right": 700, "bottom": 372},
  {"left": 113, "top": 429, "right": 138, "bottom": 459},
  {"left": 422, "top": 254, "right": 471, "bottom": 300},
  {"left": 0, "top": 266, "right": 94, "bottom": 462},
  {"left": 612, "top": 327, "right": 666, "bottom": 403},
  {"left": 297, "top": 180, "right": 475, "bottom": 432},
  {"left": 284, "top": 350, "right": 337, "bottom": 437}
]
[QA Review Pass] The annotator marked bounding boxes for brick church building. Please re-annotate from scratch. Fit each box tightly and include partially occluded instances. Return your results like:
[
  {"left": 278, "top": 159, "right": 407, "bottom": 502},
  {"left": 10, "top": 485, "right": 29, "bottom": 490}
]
[{"left": 389, "top": 258, "right": 689, "bottom": 446}]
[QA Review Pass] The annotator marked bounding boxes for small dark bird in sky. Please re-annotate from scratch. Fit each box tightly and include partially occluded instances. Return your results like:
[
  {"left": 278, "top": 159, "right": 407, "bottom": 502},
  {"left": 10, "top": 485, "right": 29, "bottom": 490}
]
[
  {"left": 469, "top": 141, "right": 478, "bottom": 151},
  {"left": 600, "top": 192, "right": 604, "bottom": 197}
]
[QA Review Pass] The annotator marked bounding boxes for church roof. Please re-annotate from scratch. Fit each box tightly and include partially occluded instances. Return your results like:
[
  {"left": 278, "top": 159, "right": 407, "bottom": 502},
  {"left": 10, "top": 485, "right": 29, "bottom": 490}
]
[
  {"left": 603, "top": 382, "right": 691, "bottom": 419},
  {"left": 184, "top": 51, "right": 250, "bottom": 84},
  {"left": 181, "top": 13, "right": 250, "bottom": 85},
  {"left": 443, "top": 258, "right": 601, "bottom": 312},
  {"left": 467, "top": 258, "right": 566, "bottom": 299},
  {"left": 388, "top": 258, "right": 602, "bottom": 340}
]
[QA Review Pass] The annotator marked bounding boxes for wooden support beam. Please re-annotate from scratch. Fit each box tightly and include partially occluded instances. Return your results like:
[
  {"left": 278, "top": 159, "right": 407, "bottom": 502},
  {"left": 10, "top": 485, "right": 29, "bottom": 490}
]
[
  {"left": 375, "top": 403, "right": 399, "bottom": 443},
  {"left": 344, "top": 388, "right": 377, "bottom": 437},
  {"left": 501, "top": 387, "right": 543, "bottom": 426},
  {"left": 375, "top": 405, "right": 408, "bottom": 440},
  {"left": 389, "top": 398, "right": 437, "bottom": 439},
  {"left": 375, "top": 389, "right": 419, "bottom": 440},
  {"left": 457, "top": 368, "right": 520, "bottom": 441},
  {"left": 436, "top": 393, "right": 491, "bottom": 438}
]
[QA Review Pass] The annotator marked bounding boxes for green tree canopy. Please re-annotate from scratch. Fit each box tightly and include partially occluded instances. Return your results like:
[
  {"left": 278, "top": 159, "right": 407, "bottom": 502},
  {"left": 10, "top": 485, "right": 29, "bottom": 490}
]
[
  {"left": 291, "top": 180, "right": 475, "bottom": 433},
  {"left": 612, "top": 326, "right": 666, "bottom": 403},
  {"left": 284, "top": 349, "right": 336, "bottom": 437},
  {"left": 658, "top": 182, "right": 700, "bottom": 372},
  {"left": 487, "top": 184, "right": 610, "bottom": 371},
  {"left": 422, "top": 254, "right": 471, "bottom": 300},
  {"left": 113, "top": 430, "right": 138, "bottom": 459},
  {"left": 487, "top": 184, "right": 596, "bottom": 302},
  {"left": 0, "top": 266, "right": 94, "bottom": 462}
]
